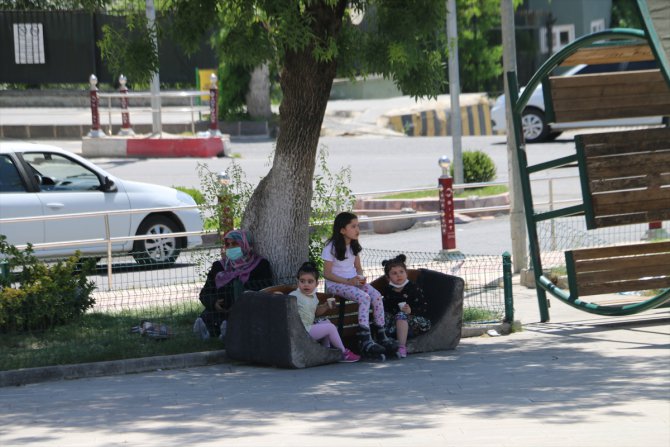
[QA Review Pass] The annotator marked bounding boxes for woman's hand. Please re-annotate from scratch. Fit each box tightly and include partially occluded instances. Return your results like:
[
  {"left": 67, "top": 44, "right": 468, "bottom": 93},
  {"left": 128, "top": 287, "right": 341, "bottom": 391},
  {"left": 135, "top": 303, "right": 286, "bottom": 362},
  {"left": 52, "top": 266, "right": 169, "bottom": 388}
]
[
  {"left": 214, "top": 298, "right": 225, "bottom": 312},
  {"left": 402, "top": 303, "right": 411, "bottom": 314}
]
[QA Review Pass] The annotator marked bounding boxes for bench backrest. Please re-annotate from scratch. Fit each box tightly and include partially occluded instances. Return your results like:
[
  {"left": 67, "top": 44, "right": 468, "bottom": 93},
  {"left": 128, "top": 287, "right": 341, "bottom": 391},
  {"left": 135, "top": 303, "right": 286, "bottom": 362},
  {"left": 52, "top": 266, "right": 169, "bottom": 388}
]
[
  {"left": 548, "top": 69, "right": 670, "bottom": 123},
  {"left": 261, "top": 269, "right": 422, "bottom": 339},
  {"left": 565, "top": 240, "right": 670, "bottom": 296},
  {"left": 575, "top": 127, "right": 670, "bottom": 229}
]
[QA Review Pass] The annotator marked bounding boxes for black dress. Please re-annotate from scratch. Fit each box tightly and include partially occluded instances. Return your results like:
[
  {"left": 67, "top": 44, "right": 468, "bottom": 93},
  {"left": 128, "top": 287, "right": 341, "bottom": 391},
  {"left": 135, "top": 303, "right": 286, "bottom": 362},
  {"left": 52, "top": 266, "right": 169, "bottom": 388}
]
[
  {"left": 198, "top": 258, "right": 273, "bottom": 336},
  {"left": 382, "top": 281, "right": 432, "bottom": 337}
]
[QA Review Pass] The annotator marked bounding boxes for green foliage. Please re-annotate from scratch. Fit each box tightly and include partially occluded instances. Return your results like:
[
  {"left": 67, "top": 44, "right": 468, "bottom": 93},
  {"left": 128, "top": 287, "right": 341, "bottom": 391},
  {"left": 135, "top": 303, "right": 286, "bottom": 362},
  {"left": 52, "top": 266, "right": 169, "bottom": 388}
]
[
  {"left": 451, "top": 150, "right": 497, "bottom": 183},
  {"left": 217, "top": 62, "right": 252, "bottom": 120},
  {"left": 611, "top": 0, "right": 643, "bottom": 29},
  {"left": 0, "top": 236, "right": 96, "bottom": 333},
  {"left": 195, "top": 161, "right": 255, "bottom": 232},
  {"left": 308, "top": 145, "right": 356, "bottom": 269},
  {"left": 193, "top": 146, "right": 354, "bottom": 269},
  {"left": 0, "top": 0, "right": 108, "bottom": 9},
  {"left": 98, "top": 14, "right": 160, "bottom": 86},
  {"left": 457, "top": 0, "right": 504, "bottom": 93}
]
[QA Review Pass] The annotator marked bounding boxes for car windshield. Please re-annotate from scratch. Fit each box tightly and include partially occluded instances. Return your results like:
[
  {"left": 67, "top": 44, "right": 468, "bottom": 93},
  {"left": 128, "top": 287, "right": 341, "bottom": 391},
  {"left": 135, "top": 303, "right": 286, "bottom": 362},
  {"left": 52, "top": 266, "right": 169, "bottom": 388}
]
[{"left": 22, "top": 152, "right": 101, "bottom": 192}]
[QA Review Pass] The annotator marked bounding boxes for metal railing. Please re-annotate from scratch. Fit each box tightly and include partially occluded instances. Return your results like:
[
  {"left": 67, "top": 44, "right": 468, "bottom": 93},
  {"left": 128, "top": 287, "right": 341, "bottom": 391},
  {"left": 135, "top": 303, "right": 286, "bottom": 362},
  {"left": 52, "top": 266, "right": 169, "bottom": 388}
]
[
  {"left": 97, "top": 90, "right": 211, "bottom": 135},
  {"left": 1, "top": 175, "right": 583, "bottom": 287},
  {"left": 0, "top": 205, "right": 207, "bottom": 289}
]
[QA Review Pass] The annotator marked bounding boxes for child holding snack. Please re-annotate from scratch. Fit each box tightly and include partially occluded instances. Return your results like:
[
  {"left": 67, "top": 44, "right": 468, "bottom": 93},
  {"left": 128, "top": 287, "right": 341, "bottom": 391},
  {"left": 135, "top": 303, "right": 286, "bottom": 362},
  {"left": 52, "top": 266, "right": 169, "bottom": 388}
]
[
  {"left": 381, "top": 254, "right": 432, "bottom": 358},
  {"left": 291, "top": 261, "right": 360, "bottom": 363}
]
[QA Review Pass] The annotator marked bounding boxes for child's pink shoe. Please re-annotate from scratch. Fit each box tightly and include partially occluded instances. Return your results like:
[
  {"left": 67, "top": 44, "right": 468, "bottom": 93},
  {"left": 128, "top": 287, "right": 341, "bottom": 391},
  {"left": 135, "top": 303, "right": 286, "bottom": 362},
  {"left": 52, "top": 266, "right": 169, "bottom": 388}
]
[
  {"left": 397, "top": 346, "right": 407, "bottom": 358},
  {"left": 340, "top": 349, "right": 361, "bottom": 363}
]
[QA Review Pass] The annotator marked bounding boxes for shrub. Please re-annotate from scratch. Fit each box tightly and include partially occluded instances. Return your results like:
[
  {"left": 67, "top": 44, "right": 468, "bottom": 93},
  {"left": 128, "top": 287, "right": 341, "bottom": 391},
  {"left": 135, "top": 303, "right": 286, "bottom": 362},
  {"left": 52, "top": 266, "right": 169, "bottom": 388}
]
[
  {"left": 0, "top": 236, "right": 96, "bottom": 333},
  {"left": 451, "top": 150, "right": 497, "bottom": 183}
]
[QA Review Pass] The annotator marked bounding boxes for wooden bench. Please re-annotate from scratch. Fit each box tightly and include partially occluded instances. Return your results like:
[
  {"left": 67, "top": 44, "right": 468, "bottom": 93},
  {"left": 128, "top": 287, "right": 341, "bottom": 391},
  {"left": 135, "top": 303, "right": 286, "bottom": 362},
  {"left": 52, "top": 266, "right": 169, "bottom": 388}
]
[
  {"left": 548, "top": 69, "right": 670, "bottom": 123},
  {"left": 225, "top": 268, "right": 464, "bottom": 368},
  {"left": 561, "top": 127, "right": 670, "bottom": 299}
]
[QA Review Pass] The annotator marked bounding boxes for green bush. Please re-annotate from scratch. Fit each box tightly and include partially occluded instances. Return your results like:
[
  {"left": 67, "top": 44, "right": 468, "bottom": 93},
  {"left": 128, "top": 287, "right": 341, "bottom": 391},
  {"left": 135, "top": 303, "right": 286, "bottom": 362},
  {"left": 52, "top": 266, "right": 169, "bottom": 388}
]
[
  {"left": 0, "top": 236, "right": 96, "bottom": 333},
  {"left": 451, "top": 150, "right": 497, "bottom": 183}
]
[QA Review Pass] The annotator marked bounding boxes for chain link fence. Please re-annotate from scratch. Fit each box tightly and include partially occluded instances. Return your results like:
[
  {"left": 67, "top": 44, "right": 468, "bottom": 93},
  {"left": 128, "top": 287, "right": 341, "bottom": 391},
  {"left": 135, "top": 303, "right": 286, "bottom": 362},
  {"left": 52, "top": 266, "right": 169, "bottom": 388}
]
[{"left": 1, "top": 242, "right": 511, "bottom": 371}]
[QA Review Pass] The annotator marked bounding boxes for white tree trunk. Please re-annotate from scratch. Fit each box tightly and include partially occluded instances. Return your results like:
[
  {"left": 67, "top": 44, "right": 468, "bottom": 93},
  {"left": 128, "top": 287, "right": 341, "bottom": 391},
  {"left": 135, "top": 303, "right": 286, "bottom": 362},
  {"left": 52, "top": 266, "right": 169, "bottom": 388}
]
[
  {"left": 245, "top": 63, "right": 272, "bottom": 119},
  {"left": 243, "top": 47, "right": 337, "bottom": 280}
]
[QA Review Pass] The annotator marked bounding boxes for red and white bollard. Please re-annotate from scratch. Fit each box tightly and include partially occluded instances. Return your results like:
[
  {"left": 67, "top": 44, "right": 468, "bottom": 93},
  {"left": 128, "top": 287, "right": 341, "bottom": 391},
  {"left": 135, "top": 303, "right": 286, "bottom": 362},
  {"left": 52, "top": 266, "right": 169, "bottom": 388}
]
[
  {"left": 88, "top": 74, "right": 105, "bottom": 138},
  {"left": 438, "top": 156, "right": 456, "bottom": 250},
  {"left": 208, "top": 73, "right": 222, "bottom": 137},
  {"left": 118, "top": 74, "right": 135, "bottom": 136}
]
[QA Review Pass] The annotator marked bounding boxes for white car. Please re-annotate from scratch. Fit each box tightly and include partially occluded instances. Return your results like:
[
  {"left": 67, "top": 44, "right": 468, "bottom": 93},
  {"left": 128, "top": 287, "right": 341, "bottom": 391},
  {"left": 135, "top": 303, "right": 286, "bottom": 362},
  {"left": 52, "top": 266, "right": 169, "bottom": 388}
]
[
  {"left": 490, "top": 61, "right": 665, "bottom": 143},
  {"left": 0, "top": 143, "right": 202, "bottom": 265}
]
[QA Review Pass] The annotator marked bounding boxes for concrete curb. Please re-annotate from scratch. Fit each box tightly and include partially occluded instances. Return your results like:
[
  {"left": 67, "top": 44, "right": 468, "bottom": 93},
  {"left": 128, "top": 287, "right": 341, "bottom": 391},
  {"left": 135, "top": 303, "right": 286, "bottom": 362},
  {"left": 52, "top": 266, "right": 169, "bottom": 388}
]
[
  {"left": 81, "top": 135, "right": 228, "bottom": 158},
  {"left": 0, "top": 322, "right": 515, "bottom": 388},
  {"left": 0, "top": 350, "right": 228, "bottom": 388}
]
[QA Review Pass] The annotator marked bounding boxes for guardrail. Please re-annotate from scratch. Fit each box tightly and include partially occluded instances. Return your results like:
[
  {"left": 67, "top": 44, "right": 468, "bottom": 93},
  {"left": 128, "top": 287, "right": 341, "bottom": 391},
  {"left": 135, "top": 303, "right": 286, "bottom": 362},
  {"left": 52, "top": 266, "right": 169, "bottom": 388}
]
[
  {"left": 1, "top": 176, "right": 583, "bottom": 287},
  {"left": 0, "top": 205, "right": 206, "bottom": 289},
  {"left": 87, "top": 73, "right": 220, "bottom": 137},
  {"left": 97, "top": 91, "right": 210, "bottom": 136}
]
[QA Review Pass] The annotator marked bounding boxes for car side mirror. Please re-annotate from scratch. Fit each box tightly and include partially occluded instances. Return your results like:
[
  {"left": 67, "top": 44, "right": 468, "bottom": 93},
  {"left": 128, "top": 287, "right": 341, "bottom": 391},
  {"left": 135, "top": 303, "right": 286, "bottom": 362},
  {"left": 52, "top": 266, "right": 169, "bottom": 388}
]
[{"left": 101, "top": 176, "right": 117, "bottom": 192}]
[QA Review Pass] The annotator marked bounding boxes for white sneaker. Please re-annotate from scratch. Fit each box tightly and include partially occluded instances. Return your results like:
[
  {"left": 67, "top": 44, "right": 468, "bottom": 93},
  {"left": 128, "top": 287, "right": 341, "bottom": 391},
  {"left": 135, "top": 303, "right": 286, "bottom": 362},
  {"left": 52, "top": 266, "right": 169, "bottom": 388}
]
[{"left": 193, "top": 317, "right": 210, "bottom": 340}]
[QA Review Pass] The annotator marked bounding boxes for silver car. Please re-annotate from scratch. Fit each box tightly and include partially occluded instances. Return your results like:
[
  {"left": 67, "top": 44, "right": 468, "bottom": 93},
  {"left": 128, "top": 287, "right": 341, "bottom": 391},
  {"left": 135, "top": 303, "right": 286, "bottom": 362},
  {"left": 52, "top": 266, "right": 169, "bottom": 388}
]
[
  {"left": 0, "top": 143, "right": 202, "bottom": 265},
  {"left": 491, "top": 61, "right": 665, "bottom": 143}
]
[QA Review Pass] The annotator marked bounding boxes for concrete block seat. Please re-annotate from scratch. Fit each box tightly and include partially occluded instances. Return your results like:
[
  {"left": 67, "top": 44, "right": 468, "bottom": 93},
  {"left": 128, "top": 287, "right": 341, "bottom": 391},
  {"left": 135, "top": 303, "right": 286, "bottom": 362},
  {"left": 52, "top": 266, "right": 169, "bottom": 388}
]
[
  {"left": 370, "top": 269, "right": 464, "bottom": 355},
  {"left": 225, "top": 289, "right": 342, "bottom": 369},
  {"left": 225, "top": 269, "right": 464, "bottom": 368}
]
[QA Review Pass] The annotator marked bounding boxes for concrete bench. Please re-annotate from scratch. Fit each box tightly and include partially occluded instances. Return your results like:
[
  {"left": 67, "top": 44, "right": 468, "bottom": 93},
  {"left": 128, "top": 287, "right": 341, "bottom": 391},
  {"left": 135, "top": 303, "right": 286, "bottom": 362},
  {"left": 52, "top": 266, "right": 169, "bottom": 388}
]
[{"left": 225, "top": 268, "right": 464, "bottom": 368}]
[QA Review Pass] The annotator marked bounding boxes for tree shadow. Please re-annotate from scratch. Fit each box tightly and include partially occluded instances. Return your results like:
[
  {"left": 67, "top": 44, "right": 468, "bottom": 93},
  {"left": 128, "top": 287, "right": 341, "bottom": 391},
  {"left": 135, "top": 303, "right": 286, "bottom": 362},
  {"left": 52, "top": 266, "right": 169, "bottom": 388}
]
[{"left": 1, "top": 316, "right": 668, "bottom": 443}]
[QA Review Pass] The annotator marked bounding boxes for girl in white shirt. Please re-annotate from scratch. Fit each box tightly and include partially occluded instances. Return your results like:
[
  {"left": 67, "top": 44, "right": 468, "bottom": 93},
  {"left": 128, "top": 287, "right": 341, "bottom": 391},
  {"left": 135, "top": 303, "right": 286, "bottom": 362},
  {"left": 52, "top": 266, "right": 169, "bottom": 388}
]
[
  {"left": 290, "top": 262, "right": 360, "bottom": 362},
  {"left": 321, "top": 212, "right": 398, "bottom": 356}
]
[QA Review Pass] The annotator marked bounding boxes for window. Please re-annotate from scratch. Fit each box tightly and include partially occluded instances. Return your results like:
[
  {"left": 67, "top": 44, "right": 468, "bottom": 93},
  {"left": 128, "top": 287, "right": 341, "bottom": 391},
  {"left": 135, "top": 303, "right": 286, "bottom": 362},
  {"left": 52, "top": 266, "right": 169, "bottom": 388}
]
[
  {"left": 0, "top": 155, "right": 25, "bottom": 192},
  {"left": 540, "top": 24, "right": 576, "bottom": 54},
  {"left": 22, "top": 152, "right": 101, "bottom": 192}
]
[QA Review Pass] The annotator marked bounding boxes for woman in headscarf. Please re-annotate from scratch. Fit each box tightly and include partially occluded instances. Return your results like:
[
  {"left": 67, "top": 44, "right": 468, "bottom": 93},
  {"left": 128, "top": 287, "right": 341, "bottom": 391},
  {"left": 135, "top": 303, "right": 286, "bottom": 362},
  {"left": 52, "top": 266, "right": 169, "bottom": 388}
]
[{"left": 194, "top": 229, "right": 272, "bottom": 339}]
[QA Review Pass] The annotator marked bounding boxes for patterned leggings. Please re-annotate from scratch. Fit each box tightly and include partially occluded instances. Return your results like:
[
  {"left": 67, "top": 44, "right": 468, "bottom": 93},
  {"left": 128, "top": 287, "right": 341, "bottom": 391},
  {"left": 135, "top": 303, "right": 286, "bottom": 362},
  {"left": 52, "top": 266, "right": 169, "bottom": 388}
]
[{"left": 325, "top": 281, "right": 385, "bottom": 328}]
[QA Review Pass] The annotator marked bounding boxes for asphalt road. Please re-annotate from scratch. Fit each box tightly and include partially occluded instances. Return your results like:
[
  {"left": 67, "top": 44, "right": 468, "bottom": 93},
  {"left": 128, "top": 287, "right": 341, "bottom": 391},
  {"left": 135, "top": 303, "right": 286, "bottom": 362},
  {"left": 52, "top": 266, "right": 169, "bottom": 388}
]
[{"left": 22, "top": 134, "right": 581, "bottom": 200}]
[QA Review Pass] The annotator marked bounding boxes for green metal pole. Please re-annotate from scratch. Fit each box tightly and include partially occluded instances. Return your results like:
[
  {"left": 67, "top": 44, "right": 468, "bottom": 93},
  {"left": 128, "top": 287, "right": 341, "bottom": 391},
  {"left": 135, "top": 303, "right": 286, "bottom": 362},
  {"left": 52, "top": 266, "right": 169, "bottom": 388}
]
[{"left": 502, "top": 252, "right": 514, "bottom": 324}]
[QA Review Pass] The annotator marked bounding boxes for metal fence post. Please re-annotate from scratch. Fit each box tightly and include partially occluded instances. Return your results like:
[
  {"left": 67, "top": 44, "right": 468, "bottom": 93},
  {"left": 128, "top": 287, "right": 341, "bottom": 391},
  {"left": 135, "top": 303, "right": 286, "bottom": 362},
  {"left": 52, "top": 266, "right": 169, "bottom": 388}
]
[
  {"left": 438, "top": 156, "right": 456, "bottom": 250},
  {"left": 118, "top": 74, "right": 135, "bottom": 136},
  {"left": 88, "top": 74, "right": 105, "bottom": 138},
  {"left": 502, "top": 251, "right": 514, "bottom": 323}
]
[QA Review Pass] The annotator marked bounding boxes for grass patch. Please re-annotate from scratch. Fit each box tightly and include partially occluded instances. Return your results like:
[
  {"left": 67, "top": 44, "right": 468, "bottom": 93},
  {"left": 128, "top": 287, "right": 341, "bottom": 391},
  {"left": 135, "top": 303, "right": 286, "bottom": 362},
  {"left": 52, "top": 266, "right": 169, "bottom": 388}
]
[
  {"left": 463, "top": 307, "right": 501, "bottom": 323},
  {"left": 378, "top": 185, "right": 508, "bottom": 200},
  {"left": 0, "top": 302, "right": 221, "bottom": 371}
]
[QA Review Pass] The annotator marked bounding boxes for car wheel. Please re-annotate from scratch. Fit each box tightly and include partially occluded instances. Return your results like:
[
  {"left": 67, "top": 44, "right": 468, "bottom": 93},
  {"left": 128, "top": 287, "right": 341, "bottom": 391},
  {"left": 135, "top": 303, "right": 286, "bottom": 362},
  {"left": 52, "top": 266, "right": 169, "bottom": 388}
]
[
  {"left": 521, "top": 108, "right": 550, "bottom": 143},
  {"left": 132, "top": 215, "right": 183, "bottom": 265}
]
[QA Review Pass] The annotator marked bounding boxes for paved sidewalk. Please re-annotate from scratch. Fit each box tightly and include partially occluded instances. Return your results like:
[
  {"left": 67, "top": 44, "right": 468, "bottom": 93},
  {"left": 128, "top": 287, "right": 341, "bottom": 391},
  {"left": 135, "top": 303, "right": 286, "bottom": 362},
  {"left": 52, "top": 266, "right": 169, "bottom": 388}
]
[{"left": 1, "top": 280, "right": 668, "bottom": 447}]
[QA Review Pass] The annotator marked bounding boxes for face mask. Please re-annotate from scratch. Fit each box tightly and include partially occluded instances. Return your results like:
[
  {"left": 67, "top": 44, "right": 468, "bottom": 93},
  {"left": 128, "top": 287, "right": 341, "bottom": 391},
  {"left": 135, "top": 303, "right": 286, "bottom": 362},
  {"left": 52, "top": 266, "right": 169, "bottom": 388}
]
[
  {"left": 226, "top": 247, "right": 244, "bottom": 261},
  {"left": 390, "top": 279, "right": 409, "bottom": 288}
]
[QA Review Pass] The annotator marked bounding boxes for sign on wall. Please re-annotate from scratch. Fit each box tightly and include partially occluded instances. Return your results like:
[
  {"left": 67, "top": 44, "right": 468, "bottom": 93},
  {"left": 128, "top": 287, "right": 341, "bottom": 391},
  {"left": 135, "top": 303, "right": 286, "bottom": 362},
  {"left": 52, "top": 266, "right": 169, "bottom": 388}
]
[{"left": 13, "top": 23, "right": 46, "bottom": 64}]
